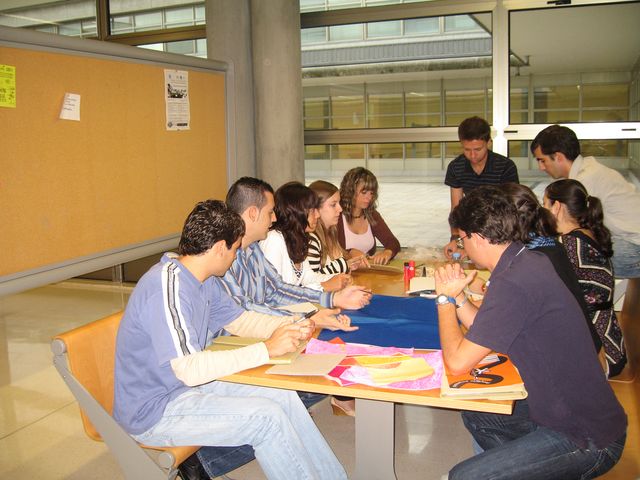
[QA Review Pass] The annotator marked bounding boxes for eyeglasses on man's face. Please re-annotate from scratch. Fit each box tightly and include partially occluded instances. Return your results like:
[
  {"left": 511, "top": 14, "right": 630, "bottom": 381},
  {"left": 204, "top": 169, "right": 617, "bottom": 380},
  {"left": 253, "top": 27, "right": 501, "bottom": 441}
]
[{"left": 456, "top": 233, "right": 471, "bottom": 250}]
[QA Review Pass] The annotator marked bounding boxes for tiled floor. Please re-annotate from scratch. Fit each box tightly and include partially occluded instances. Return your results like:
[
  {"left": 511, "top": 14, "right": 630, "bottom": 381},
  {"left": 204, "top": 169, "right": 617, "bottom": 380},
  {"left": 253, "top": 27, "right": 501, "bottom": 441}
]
[{"left": 1, "top": 182, "right": 638, "bottom": 479}]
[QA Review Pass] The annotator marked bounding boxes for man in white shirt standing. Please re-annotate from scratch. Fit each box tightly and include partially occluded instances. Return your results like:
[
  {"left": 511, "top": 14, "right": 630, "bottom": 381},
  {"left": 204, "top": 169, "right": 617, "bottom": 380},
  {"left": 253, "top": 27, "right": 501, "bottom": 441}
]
[{"left": 532, "top": 124, "right": 640, "bottom": 279}]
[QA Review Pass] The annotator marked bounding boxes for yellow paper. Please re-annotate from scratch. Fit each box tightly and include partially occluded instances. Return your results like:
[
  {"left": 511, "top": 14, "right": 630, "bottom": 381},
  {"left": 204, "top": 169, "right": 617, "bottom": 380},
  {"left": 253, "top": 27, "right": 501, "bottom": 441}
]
[
  {"left": 354, "top": 355, "right": 412, "bottom": 366},
  {"left": 0, "top": 64, "right": 17, "bottom": 108},
  {"left": 367, "top": 357, "right": 434, "bottom": 385}
]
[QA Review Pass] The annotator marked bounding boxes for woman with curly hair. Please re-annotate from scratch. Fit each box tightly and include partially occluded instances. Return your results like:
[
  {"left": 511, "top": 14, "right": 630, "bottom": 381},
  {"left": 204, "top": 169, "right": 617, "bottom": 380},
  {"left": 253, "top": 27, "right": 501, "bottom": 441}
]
[
  {"left": 338, "top": 167, "right": 400, "bottom": 265},
  {"left": 544, "top": 179, "right": 627, "bottom": 378},
  {"left": 308, "top": 180, "right": 368, "bottom": 274},
  {"left": 259, "top": 181, "right": 351, "bottom": 292}
]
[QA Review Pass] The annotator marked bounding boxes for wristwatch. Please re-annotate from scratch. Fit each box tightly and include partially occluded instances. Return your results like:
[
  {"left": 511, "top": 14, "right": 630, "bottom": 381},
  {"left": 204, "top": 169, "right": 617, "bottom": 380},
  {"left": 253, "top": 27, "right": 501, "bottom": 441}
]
[{"left": 435, "top": 294, "right": 457, "bottom": 307}]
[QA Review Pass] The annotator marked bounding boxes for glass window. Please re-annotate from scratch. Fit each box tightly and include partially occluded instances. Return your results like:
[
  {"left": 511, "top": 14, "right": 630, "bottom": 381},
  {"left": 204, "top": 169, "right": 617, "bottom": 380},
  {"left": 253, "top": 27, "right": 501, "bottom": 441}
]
[
  {"left": 404, "top": 17, "right": 439, "bottom": 36},
  {"left": 508, "top": 139, "right": 634, "bottom": 174},
  {"left": 304, "top": 97, "right": 331, "bottom": 129},
  {"left": 111, "top": 15, "right": 134, "bottom": 34},
  {"left": 59, "top": 22, "right": 83, "bottom": 37},
  {"left": 302, "top": 27, "right": 327, "bottom": 45},
  {"left": 332, "top": 95, "right": 365, "bottom": 128},
  {"left": 510, "top": 3, "right": 639, "bottom": 124},
  {"left": 329, "top": 24, "right": 363, "bottom": 42},
  {"left": 445, "top": 87, "right": 490, "bottom": 126},
  {"left": 444, "top": 14, "right": 482, "bottom": 33},
  {"left": 302, "top": 12, "right": 492, "bottom": 130},
  {"left": 0, "top": 0, "right": 96, "bottom": 36},
  {"left": 165, "top": 7, "right": 195, "bottom": 28},
  {"left": 301, "top": 0, "right": 327, "bottom": 12},
  {"left": 367, "top": 92, "right": 403, "bottom": 128},
  {"left": 304, "top": 142, "right": 450, "bottom": 183},
  {"left": 327, "top": 0, "right": 362, "bottom": 9},
  {"left": 139, "top": 40, "right": 207, "bottom": 58},
  {"left": 109, "top": 1, "right": 205, "bottom": 32},
  {"left": 367, "top": 20, "right": 401, "bottom": 38},
  {"left": 134, "top": 11, "right": 163, "bottom": 31}
]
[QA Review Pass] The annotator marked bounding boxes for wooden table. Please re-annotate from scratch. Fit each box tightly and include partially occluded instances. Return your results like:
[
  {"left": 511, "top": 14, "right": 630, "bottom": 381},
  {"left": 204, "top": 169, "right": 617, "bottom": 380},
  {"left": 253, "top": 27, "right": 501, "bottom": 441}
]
[{"left": 221, "top": 268, "right": 511, "bottom": 480}]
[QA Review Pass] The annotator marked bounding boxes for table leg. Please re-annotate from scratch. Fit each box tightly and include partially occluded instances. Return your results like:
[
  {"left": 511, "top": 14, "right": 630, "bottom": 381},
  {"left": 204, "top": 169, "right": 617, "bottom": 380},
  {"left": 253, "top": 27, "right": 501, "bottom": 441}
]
[{"left": 353, "top": 398, "right": 397, "bottom": 480}]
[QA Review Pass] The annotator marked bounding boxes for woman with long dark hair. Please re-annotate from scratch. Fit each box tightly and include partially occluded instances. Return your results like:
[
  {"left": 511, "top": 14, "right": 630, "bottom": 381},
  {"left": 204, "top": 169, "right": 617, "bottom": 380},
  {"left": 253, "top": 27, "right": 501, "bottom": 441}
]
[
  {"left": 544, "top": 179, "right": 626, "bottom": 378},
  {"left": 338, "top": 167, "right": 400, "bottom": 265},
  {"left": 260, "top": 181, "right": 351, "bottom": 292}
]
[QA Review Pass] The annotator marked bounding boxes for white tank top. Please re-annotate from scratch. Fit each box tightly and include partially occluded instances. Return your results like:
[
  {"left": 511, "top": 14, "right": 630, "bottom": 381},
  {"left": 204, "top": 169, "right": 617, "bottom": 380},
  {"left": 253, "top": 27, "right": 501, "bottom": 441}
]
[{"left": 342, "top": 215, "right": 375, "bottom": 253}]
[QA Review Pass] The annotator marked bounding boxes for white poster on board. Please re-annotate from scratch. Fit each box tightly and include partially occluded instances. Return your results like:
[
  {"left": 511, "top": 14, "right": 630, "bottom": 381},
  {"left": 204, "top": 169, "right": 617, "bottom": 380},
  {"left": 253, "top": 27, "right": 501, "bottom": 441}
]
[{"left": 164, "top": 69, "right": 190, "bottom": 131}]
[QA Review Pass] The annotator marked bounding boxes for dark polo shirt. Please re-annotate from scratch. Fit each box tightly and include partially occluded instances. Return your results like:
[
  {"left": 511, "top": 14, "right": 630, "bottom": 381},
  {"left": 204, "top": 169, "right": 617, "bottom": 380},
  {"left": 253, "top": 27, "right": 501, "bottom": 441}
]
[
  {"left": 466, "top": 243, "right": 626, "bottom": 449},
  {"left": 445, "top": 150, "right": 519, "bottom": 194}
]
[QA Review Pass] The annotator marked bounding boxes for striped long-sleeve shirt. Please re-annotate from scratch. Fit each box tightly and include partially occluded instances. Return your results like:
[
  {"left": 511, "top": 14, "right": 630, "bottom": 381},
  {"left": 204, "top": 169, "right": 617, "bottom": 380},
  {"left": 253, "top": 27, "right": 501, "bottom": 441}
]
[
  {"left": 215, "top": 243, "right": 335, "bottom": 316},
  {"left": 307, "top": 233, "right": 349, "bottom": 275}
]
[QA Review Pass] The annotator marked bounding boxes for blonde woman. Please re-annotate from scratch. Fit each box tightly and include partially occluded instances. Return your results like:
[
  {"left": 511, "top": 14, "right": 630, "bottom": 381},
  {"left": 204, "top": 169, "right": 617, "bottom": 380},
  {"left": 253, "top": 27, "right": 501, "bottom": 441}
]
[{"left": 308, "top": 180, "right": 368, "bottom": 274}]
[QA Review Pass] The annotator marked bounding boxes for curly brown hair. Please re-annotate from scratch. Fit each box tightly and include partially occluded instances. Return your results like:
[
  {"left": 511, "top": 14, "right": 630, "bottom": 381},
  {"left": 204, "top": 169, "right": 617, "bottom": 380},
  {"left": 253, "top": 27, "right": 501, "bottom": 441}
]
[{"left": 339, "top": 167, "right": 379, "bottom": 225}]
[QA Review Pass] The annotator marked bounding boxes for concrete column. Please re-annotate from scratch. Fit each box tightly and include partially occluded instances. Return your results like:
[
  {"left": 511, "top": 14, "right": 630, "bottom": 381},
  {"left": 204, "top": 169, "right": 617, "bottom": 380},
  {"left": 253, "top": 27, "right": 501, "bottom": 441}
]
[
  {"left": 251, "top": 0, "right": 304, "bottom": 189},
  {"left": 206, "top": 0, "right": 256, "bottom": 181}
]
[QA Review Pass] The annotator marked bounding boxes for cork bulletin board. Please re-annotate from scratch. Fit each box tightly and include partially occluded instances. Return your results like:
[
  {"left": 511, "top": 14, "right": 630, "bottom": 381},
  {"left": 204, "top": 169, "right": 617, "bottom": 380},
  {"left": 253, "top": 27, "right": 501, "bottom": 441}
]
[{"left": 0, "top": 41, "right": 228, "bottom": 282}]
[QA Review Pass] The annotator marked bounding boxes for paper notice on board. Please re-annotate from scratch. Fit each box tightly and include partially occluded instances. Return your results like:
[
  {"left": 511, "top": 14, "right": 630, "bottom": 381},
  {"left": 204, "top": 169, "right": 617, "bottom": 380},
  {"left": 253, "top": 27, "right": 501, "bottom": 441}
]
[
  {"left": 0, "top": 64, "right": 17, "bottom": 108},
  {"left": 59, "top": 93, "right": 81, "bottom": 121},
  {"left": 165, "top": 69, "right": 190, "bottom": 130}
]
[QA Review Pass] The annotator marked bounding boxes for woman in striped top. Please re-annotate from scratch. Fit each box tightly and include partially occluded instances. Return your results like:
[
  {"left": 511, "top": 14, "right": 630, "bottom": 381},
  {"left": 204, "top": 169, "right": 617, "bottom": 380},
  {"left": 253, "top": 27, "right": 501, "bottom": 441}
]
[{"left": 307, "top": 180, "right": 368, "bottom": 275}]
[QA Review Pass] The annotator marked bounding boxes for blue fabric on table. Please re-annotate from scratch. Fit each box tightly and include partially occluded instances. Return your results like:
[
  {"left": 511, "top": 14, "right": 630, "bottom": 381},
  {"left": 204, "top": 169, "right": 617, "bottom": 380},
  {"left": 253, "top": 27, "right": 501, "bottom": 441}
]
[{"left": 318, "top": 294, "right": 440, "bottom": 349}]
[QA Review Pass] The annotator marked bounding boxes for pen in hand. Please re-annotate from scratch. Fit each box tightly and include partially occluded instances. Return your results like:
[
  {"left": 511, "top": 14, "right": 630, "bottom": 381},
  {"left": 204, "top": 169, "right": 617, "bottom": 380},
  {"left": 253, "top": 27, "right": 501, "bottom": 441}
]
[{"left": 292, "top": 308, "right": 318, "bottom": 324}]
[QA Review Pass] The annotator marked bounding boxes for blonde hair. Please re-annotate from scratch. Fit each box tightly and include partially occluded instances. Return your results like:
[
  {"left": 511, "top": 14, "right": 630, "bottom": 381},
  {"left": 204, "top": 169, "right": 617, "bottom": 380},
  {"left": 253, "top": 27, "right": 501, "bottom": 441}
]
[{"left": 309, "top": 180, "right": 347, "bottom": 266}]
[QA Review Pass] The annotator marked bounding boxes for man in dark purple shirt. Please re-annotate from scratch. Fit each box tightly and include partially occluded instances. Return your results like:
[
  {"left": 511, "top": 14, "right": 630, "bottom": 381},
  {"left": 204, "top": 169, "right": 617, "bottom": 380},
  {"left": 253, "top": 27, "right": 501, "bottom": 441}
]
[{"left": 434, "top": 185, "right": 626, "bottom": 479}]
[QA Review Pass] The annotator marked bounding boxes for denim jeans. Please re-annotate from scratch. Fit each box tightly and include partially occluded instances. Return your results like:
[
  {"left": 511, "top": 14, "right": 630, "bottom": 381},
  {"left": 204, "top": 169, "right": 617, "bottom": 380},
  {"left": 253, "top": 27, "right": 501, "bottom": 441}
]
[
  {"left": 194, "top": 391, "right": 327, "bottom": 477},
  {"left": 611, "top": 237, "right": 640, "bottom": 279},
  {"left": 450, "top": 400, "right": 626, "bottom": 480},
  {"left": 133, "top": 381, "right": 346, "bottom": 480},
  {"left": 196, "top": 444, "right": 255, "bottom": 478}
]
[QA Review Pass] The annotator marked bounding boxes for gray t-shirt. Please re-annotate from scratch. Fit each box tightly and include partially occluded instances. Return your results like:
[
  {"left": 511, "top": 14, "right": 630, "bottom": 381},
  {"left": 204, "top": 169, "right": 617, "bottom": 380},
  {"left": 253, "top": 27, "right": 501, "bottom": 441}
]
[
  {"left": 466, "top": 243, "right": 626, "bottom": 449},
  {"left": 113, "top": 253, "right": 244, "bottom": 435}
]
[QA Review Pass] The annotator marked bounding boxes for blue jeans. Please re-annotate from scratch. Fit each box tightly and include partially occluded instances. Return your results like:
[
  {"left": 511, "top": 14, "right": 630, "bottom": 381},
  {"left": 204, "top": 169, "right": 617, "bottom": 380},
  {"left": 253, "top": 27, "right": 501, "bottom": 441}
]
[
  {"left": 450, "top": 400, "right": 626, "bottom": 480},
  {"left": 611, "top": 237, "right": 640, "bottom": 279},
  {"left": 196, "top": 445, "right": 255, "bottom": 478},
  {"left": 133, "top": 381, "right": 346, "bottom": 480},
  {"left": 194, "top": 391, "right": 327, "bottom": 477}
]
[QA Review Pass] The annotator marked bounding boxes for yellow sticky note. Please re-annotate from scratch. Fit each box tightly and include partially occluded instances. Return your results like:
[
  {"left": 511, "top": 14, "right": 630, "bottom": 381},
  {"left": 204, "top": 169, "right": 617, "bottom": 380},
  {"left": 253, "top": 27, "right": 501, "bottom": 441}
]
[
  {"left": 367, "top": 357, "right": 434, "bottom": 385},
  {"left": 0, "top": 64, "right": 16, "bottom": 108}
]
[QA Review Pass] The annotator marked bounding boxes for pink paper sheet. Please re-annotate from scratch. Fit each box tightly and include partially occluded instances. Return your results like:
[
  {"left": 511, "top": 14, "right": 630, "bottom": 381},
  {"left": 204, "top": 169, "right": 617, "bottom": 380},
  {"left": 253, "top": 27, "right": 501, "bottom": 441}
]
[
  {"left": 306, "top": 338, "right": 443, "bottom": 391},
  {"left": 305, "top": 337, "right": 414, "bottom": 356}
]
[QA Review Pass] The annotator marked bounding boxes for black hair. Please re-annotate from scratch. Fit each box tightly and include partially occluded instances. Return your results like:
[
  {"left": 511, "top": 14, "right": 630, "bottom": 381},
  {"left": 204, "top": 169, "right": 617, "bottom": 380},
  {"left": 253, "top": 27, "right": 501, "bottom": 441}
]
[
  {"left": 544, "top": 179, "right": 612, "bottom": 257},
  {"left": 178, "top": 199, "right": 245, "bottom": 256},
  {"left": 530, "top": 125, "right": 580, "bottom": 161},
  {"left": 272, "top": 181, "right": 320, "bottom": 264},
  {"left": 226, "top": 177, "right": 274, "bottom": 215},
  {"left": 449, "top": 185, "right": 519, "bottom": 245},
  {"left": 458, "top": 116, "right": 491, "bottom": 142},
  {"left": 501, "top": 183, "right": 558, "bottom": 243}
]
